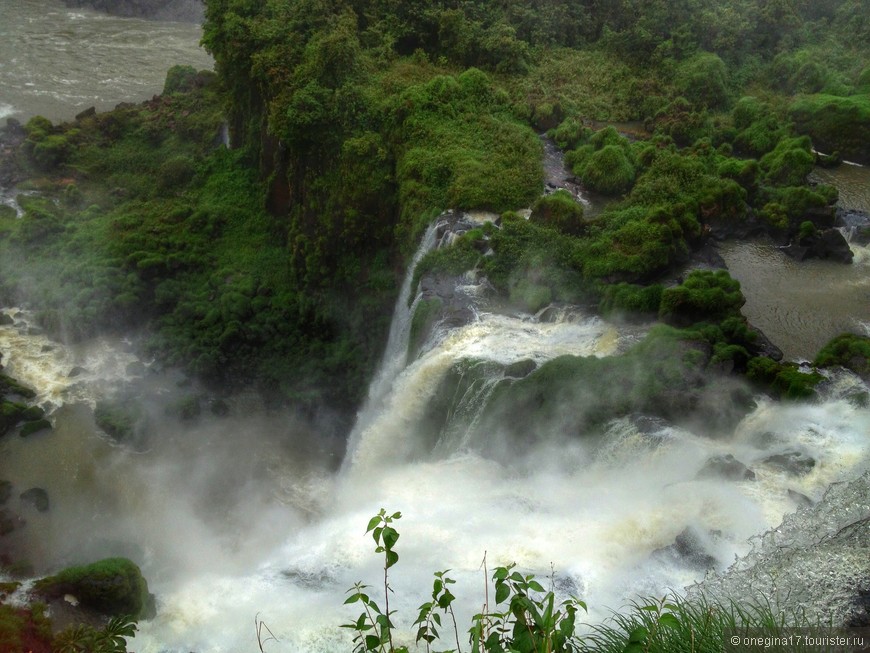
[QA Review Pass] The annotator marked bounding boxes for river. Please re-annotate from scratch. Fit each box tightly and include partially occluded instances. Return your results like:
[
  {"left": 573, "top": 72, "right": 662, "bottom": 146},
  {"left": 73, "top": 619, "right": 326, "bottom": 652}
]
[
  {"left": 0, "top": 6, "right": 868, "bottom": 652},
  {"left": 0, "top": 0, "right": 211, "bottom": 124}
]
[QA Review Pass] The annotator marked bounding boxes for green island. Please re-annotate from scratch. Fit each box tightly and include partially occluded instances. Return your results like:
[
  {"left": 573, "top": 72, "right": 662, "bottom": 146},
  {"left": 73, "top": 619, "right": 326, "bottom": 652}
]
[{"left": 0, "top": 0, "right": 869, "bottom": 650}]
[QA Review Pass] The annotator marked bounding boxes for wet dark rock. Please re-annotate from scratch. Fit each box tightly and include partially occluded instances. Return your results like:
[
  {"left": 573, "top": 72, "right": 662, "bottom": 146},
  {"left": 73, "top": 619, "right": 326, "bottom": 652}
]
[
  {"left": 504, "top": 359, "right": 537, "bottom": 378},
  {"left": 764, "top": 451, "right": 816, "bottom": 476},
  {"left": 846, "top": 580, "right": 870, "bottom": 627},
  {"left": 781, "top": 228, "right": 854, "bottom": 263},
  {"left": 697, "top": 454, "right": 756, "bottom": 481},
  {"left": 0, "top": 480, "right": 11, "bottom": 505},
  {"left": 0, "top": 509, "right": 21, "bottom": 536},
  {"left": 40, "top": 344, "right": 54, "bottom": 352},
  {"left": 746, "top": 324, "right": 784, "bottom": 361},
  {"left": 0, "top": 314, "right": 12, "bottom": 326},
  {"left": 652, "top": 527, "right": 719, "bottom": 570},
  {"left": 20, "top": 487, "right": 49, "bottom": 512},
  {"left": 19, "top": 418, "right": 52, "bottom": 437},
  {"left": 67, "top": 366, "right": 88, "bottom": 378}
]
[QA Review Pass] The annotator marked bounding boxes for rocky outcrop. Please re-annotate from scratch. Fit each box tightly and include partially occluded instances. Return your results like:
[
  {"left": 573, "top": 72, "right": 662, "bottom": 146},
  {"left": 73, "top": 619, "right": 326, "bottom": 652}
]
[
  {"left": 691, "top": 471, "right": 870, "bottom": 628},
  {"left": 61, "top": 0, "right": 203, "bottom": 22},
  {"left": 780, "top": 227, "right": 854, "bottom": 263}
]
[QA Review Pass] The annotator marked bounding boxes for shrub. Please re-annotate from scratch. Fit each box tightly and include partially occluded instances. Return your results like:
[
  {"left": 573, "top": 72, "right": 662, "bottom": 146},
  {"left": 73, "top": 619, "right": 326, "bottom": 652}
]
[
  {"left": 578, "top": 144, "right": 635, "bottom": 195},
  {"left": 162, "top": 64, "right": 199, "bottom": 95},
  {"left": 659, "top": 270, "right": 745, "bottom": 325},
  {"left": 814, "top": 333, "right": 870, "bottom": 377},
  {"left": 530, "top": 190, "right": 585, "bottom": 236}
]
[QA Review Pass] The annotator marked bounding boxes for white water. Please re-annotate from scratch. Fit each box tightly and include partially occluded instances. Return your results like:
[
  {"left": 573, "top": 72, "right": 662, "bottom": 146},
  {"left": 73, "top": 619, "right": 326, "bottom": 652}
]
[{"left": 2, "top": 237, "right": 868, "bottom": 652}]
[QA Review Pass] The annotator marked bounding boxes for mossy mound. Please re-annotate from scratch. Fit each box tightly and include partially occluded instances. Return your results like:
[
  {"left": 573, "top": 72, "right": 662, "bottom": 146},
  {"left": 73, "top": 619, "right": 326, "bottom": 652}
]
[
  {"left": 814, "top": 333, "right": 870, "bottom": 380},
  {"left": 789, "top": 94, "right": 870, "bottom": 164},
  {"left": 33, "top": 557, "right": 154, "bottom": 619},
  {"left": 530, "top": 190, "right": 585, "bottom": 236}
]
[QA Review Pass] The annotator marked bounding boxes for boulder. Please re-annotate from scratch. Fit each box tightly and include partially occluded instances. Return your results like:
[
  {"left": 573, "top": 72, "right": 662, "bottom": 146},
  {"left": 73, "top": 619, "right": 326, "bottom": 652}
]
[
  {"left": 33, "top": 557, "right": 155, "bottom": 619},
  {"left": 652, "top": 527, "right": 719, "bottom": 570},
  {"left": 763, "top": 450, "right": 816, "bottom": 476},
  {"left": 697, "top": 454, "right": 756, "bottom": 481},
  {"left": 20, "top": 487, "right": 49, "bottom": 512},
  {"left": 0, "top": 480, "right": 11, "bottom": 505},
  {"left": 0, "top": 314, "right": 13, "bottom": 326},
  {"left": 781, "top": 228, "right": 854, "bottom": 263},
  {"left": 19, "top": 418, "right": 52, "bottom": 437}
]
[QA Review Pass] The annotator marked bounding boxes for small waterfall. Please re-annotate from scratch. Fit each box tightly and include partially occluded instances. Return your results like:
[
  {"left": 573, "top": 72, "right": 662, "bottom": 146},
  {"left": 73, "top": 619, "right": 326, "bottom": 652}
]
[{"left": 341, "top": 221, "right": 439, "bottom": 468}]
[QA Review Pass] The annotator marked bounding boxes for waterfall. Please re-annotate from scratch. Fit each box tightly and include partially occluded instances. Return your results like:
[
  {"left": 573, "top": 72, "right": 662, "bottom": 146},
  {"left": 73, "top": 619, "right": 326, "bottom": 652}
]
[{"left": 341, "top": 221, "right": 438, "bottom": 469}]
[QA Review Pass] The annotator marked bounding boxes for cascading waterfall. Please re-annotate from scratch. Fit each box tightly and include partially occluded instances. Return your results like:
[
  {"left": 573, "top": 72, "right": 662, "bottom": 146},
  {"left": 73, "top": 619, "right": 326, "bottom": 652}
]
[{"left": 2, "top": 215, "right": 868, "bottom": 652}]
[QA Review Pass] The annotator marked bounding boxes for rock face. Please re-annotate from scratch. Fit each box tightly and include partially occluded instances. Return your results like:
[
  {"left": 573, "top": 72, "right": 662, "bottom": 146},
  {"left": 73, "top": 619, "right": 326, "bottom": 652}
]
[
  {"left": 691, "top": 471, "right": 870, "bottom": 628},
  {"left": 61, "top": 0, "right": 204, "bottom": 22}
]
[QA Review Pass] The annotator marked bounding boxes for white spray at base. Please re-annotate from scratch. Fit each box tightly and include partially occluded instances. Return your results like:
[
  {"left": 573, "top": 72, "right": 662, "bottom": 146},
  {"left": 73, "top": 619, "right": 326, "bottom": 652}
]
[
  {"left": 123, "top": 228, "right": 870, "bottom": 652},
  {"left": 1, "top": 219, "right": 866, "bottom": 652}
]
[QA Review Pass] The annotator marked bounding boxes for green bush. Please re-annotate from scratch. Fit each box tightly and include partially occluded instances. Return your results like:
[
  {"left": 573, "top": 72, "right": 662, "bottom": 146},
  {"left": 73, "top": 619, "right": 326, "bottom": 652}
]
[
  {"left": 675, "top": 52, "right": 731, "bottom": 109},
  {"left": 814, "top": 333, "right": 870, "bottom": 377},
  {"left": 759, "top": 136, "right": 815, "bottom": 186},
  {"left": 162, "top": 64, "right": 199, "bottom": 95},
  {"left": 659, "top": 270, "right": 745, "bottom": 325},
  {"left": 578, "top": 144, "right": 635, "bottom": 195},
  {"left": 530, "top": 190, "right": 585, "bottom": 236}
]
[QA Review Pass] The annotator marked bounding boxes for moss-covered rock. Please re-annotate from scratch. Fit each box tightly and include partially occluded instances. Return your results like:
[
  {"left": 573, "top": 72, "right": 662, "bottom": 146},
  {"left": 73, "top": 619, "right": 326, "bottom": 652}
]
[
  {"left": 814, "top": 333, "right": 870, "bottom": 380},
  {"left": 33, "top": 557, "right": 154, "bottom": 619},
  {"left": 19, "top": 419, "right": 51, "bottom": 438}
]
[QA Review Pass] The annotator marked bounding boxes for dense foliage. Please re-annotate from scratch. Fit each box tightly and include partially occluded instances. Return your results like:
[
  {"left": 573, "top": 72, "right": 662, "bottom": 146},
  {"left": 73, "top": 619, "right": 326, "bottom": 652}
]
[{"left": 2, "top": 0, "right": 868, "bottom": 420}]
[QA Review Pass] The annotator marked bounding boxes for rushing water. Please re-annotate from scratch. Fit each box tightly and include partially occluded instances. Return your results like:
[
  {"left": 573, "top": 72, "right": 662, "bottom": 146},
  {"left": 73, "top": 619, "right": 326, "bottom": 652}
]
[
  {"left": 0, "top": 0, "right": 212, "bottom": 123},
  {"left": 0, "top": 7, "right": 868, "bottom": 649},
  {"left": 3, "top": 234, "right": 869, "bottom": 652}
]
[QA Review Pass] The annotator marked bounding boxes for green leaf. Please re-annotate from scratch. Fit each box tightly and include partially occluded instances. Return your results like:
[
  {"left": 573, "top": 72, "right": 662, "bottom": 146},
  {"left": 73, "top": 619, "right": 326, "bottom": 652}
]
[
  {"left": 382, "top": 526, "right": 399, "bottom": 549},
  {"left": 365, "top": 634, "right": 381, "bottom": 650},
  {"left": 373, "top": 526, "right": 383, "bottom": 544},
  {"left": 391, "top": 511, "right": 402, "bottom": 520},
  {"left": 658, "top": 612, "right": 681, "bottom": 629},
  {"left": 386, "top": 549, "right": 399, "bottom": 568},
  {"left": 628, "top": 626, "right": 649, "bottom": 643},
  {"left": 495, "top": 583, "right": 510, "bottom": 604},
  {"left": 527, "top": 580, "right": 545, "bottom": 593},
  {"left": 494, "top": 567, "right": 509, "bottom": 581},
  {"left": 366, "top": 515, "right": 382, "bottom": 533}
]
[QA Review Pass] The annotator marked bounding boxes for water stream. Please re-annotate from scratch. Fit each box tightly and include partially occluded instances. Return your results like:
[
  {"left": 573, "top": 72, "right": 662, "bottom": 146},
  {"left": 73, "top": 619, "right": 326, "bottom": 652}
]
[{"left": 0, "top": 7, "right": 868, "bottom": 648}]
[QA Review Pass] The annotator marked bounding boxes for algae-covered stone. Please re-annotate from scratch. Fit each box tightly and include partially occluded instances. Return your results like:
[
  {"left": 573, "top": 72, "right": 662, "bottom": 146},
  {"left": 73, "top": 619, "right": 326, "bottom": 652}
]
[
  {"left": 34, "top": 557, "right": 154, "bottom": 619},
  {"left": 19, "top": 418, "right": 52, "bottom": 437}
]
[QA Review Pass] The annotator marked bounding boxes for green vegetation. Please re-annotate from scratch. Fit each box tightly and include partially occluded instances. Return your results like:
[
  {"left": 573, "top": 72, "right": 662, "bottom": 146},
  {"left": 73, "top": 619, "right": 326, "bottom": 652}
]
[
  {"left": 3, "top": 0, "right": 867, "bottom": 421},
  {"left": 33, "top": 557, "right": 153, "bottom": 619},
  {"left": 814, "top": 333, "right": 870, "bottom": 378},
  {"left": 338, "top": 510, "right": 820, "bottom": 653}
]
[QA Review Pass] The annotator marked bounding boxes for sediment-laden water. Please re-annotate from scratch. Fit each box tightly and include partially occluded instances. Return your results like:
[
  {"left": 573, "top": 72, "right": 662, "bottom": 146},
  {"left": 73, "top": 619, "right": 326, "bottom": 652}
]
[
  {"left": 720, "top": 163, "right": 870, "bottom": 361},
  {"left": 0, "top": 7, "right": 868, "bottom": 649},
  {"left": 0, "top": 0, "right": 212, "bottom": 123}
]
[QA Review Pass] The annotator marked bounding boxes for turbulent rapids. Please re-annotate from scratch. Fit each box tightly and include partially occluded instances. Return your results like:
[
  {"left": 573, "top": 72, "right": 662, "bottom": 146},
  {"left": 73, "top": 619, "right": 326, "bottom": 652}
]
[{"left": 2, "top": 214, "right": 868, "bottom": 652}]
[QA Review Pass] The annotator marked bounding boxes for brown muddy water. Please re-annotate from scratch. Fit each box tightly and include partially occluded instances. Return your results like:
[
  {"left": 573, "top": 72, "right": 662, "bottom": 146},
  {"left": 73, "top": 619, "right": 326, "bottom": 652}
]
[{"left": 720, "top": 163, "right": 870, "bottom": 361}]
